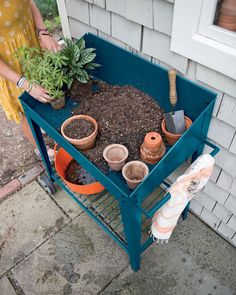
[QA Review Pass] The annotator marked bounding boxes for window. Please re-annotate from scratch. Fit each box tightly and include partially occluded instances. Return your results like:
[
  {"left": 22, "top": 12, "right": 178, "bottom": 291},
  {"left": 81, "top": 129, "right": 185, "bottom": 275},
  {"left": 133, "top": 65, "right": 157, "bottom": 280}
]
[{"left": 171, "top": 0, "right": 236, "bottom": 80}]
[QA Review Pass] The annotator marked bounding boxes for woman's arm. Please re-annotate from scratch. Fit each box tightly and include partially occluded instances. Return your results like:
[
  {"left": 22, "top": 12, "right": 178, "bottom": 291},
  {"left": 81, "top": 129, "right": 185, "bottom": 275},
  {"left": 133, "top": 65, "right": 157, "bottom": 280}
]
[
  {"left": 0, "top": 58, "right": 53, "bottom": 103},
  {"left": 29, "top": 0, "right": 46, "bottom": 31},
  {"left": 0, "top": 58, "right": 21, "bottom": 85},
  {"left": 29, "top": 0, "right": 60, "bottom": 52}
]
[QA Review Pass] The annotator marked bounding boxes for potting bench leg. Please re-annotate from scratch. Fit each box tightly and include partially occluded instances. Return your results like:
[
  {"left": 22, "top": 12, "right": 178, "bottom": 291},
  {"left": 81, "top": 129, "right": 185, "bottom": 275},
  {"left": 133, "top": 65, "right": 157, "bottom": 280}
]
[
  {"left": 24, "top": 107, "right": 53, "bottom": 179},
  {"left": 119, "top": 198, "right": 142, "bottom": 272},
  {"left": 182, "top": 201, "right": 190, "bottom": 220}
]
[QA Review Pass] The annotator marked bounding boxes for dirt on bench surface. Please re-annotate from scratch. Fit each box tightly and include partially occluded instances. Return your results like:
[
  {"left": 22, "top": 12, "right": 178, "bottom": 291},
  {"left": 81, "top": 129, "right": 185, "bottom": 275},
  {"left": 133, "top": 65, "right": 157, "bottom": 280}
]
[{"left": 72, "top": 81, "right": 165, "bottom": 174}]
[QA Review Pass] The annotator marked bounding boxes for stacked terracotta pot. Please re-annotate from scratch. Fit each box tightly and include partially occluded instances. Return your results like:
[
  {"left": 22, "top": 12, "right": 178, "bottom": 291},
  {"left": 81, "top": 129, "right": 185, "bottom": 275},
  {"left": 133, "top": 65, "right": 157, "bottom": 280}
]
[
  {"left": 217, "top": 0, "right": 236, "bottom": 32},
  {"left": 140, "top": 132, "right": 166, "bottom": 164}
]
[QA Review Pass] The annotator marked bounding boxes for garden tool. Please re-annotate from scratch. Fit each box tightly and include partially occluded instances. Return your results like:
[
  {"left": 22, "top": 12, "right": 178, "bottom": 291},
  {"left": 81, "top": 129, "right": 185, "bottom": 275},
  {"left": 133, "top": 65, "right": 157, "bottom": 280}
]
[
  {"left": 151, "top": 154, "right": 214, "bottom": 243},
  {"left": 164, "top": 69, "right": 185, "bottom": 134}
]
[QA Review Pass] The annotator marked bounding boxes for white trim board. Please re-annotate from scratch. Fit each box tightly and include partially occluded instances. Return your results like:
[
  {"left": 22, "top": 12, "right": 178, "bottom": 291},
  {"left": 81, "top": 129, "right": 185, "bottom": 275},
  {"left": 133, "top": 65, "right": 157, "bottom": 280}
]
[
  {"left": 56, "top": 0, "right": 71, "bottom": 38},
  {"left": 171, "top": 0, "right": 236, "bottom": 80}
]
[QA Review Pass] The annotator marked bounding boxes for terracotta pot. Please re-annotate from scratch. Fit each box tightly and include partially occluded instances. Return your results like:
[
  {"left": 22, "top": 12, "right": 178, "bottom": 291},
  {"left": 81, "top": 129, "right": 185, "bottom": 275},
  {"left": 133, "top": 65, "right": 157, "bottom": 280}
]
[
  {"left": 218, "top": 14, "right": 236, "bottom": 22},
  {"left": 140, "top": 132, "right": 166, "bottom": 164},
  {"left": 220, "top": 0, "right": 236, "bottom": 15},
  {"left": 50, "top": 95, "right": 65, "bottom": 109},
  {"left": 61, "top": 115, "right": 98, "bottom": 150},
  {"left": 218, "top": 21, "right": 236, "bottom": 30},
  {"left": 122, "top": 161, "right": 149, "bottom": 190},
  {"left": 161, "top": 116, "right": 192, "bottom": 146},
  {"left": 217, "top": 0, "right": 236, "bottom": 31},
  {"left": 103, "top": 144, "right": 129, "bottom": 171}
]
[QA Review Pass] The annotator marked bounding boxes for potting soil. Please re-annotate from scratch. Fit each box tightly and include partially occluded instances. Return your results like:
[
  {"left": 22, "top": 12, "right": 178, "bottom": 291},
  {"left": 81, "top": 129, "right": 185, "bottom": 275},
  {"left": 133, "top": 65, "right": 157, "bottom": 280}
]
[
  {"left": 71, "top": 81, "right": 164, "bottom": 174},
  {"left": 63, "top": 119, "right": 95, "bottom": 139},
  {"left": 65, "top": 160, "right": 97, "bottom": 184}
]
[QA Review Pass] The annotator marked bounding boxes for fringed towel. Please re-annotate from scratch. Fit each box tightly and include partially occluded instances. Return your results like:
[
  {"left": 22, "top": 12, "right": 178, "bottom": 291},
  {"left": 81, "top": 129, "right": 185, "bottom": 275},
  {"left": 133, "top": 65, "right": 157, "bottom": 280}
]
[{"left": 151, "top": 154, "right": 214, "bottom": 243}]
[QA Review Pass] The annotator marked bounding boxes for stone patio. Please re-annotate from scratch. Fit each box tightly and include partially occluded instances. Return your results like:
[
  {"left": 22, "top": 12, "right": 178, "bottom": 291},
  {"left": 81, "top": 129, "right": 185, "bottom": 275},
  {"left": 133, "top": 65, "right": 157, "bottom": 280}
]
[{"left": 0, "top": 180, "right": 235, "bottom": 295}]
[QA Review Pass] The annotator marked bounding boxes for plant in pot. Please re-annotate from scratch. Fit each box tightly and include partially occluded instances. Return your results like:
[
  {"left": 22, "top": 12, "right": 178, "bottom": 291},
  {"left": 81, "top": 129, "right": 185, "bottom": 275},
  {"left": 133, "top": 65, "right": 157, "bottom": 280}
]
[
  {"left": 61, "top": 37, "right": 100, "bottom": 99},
  {"left": 15, "top": 46, "right": 69, "bottom": 109}
]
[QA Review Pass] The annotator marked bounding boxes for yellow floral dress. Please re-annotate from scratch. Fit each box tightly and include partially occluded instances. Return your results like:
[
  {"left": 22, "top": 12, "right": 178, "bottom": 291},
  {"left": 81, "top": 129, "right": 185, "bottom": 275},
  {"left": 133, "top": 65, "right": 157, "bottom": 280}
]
[{"left": 0, "top": 0, "right": 40, "bottom": 123}]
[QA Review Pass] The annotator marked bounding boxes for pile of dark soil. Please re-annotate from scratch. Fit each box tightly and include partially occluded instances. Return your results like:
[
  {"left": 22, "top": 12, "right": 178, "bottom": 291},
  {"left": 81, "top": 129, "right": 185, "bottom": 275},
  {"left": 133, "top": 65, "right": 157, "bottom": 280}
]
[
  {"left": 65, "top": 160, "right": 97, "bottom": 184},
  {"left": 63, "top": 119, "right": 95, "bottom": 139},
  {"left": 72, "top": 81, "right": 164, "bottom": 174},
  {"left": 70, "top": 79, "right": 93, "bottom": 101}
]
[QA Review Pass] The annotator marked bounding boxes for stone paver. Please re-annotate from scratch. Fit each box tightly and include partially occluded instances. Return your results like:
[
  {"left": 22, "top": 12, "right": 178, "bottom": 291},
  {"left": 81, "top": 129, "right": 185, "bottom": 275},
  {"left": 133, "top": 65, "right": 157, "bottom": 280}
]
[
  {"left": 0, "top": 276, "right": 16, "bottom": 295},
  {"left": 52, "top": 185, "right": 83, "bottom": 219},
  {"left": 1, "top": 180, "right": 236, "bottom": 295},
  {"left": 101, "top": 214, "right": 236, "bottom": 295},
  {"left": 0, "top": 179, "right": 21, "bottom": 199},
  {"left": 12, "top": 213, "right": 128, "bottom": 295},
  {"left": 18, "top": 165, "right": 44, "bottom": 186},
  {"left": 0, "top": 181, "right": 68, "bottom": 276}
]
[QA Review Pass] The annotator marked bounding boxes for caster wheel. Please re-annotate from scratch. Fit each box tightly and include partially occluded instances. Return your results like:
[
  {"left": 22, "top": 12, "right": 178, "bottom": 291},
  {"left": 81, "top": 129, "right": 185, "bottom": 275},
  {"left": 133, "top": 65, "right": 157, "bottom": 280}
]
[{"left": 38, "top": 174, "right": 57, "bottom": 195}]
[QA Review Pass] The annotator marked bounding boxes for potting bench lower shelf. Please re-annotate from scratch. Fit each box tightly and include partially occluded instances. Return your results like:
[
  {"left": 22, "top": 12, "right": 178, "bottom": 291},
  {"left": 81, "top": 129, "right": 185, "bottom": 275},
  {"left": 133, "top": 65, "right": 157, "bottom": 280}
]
[
  {"left": 20, "top": 33, "right": 219, "bottom": 271},
  {"left": 53, "top": 173, "right": 170, "bottom": 252}
]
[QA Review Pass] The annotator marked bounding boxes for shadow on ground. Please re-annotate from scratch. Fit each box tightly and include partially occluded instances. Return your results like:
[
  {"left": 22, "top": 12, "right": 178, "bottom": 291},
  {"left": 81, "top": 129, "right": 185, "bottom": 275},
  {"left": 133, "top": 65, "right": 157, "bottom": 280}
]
[{"left": 0, "top": 182, "right": 235, "bottom": 294}]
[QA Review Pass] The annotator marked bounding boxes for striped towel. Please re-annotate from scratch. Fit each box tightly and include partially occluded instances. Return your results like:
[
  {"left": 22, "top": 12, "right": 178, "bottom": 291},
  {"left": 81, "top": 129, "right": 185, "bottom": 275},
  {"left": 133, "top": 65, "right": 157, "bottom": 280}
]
[{"left": 151, "top": 154, "right": 214, "bottom": 243}]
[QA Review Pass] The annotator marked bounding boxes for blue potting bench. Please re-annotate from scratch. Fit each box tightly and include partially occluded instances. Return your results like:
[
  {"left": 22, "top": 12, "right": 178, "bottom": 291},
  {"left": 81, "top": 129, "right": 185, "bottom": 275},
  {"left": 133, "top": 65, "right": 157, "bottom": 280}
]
[{"left": 20, "top": 33, "right": 219, "bottom": 271}]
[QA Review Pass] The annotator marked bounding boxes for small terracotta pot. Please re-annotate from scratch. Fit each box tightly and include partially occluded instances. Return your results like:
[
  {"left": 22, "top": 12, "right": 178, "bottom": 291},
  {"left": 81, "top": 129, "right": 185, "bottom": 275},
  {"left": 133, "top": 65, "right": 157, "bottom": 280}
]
[
  {"left": 103, "top": 144, "right": 129, "bottom": 171},
  {"left": 122, "top": 161, "right": 149, "bottom": 190},
  {"left": 140, "top": 132, "right": 166, "bottom": 164},
  {"left": 218, "top": 14, "right": 236, "bottom": 22},
  {"left": 61, "top": 115, "right": 98, "bottom": 151},
  {"left": 220, "top": 0, "right": 236, "bottom": 15},
  {"left": 161, "top": 116, "right": 192, "bottom": 146},
  {"left": 50, "top": 95, "right": 65, "bottom": 109},
  {"left": 217, "top": 0, "right": 236, "bottom": 31},
  {"left": 218, "top": 20, "right": 236, "bottom": 31}
]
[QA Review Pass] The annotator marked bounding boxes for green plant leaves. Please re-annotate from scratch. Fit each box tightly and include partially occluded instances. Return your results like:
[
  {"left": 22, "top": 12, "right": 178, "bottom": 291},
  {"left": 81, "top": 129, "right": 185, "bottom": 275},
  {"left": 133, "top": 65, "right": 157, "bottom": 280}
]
[
  {"left": 15, "top": 46, "right": 68, "bottom": 99},
  {"left": 79, "top": 48, "right": 96, "bottom": 66},
  {"left": 76, "top": 37, "right": 85, "bottom": 50},
  {"left": 74, "top": 46, "right": 81, "bottom": 62},
  {"left": 84, "top": 62, "right": 100, "bottom": 70},
  {"left": 16, "top": 38, "right": 101, "bottom": 96},
  {"left": 61, "top": 37, "right": 100, "bottom": 85}
]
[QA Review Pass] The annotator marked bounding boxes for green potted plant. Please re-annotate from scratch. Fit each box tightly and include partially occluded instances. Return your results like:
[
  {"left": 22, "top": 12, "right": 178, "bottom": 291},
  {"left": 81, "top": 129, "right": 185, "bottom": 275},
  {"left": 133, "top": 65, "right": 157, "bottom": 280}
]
[
  {"left": 15, "top": 47, "right": 69, "bottom": 109},
  {"left": 61, "top": 37, "right": 100, "bottom": 99}
]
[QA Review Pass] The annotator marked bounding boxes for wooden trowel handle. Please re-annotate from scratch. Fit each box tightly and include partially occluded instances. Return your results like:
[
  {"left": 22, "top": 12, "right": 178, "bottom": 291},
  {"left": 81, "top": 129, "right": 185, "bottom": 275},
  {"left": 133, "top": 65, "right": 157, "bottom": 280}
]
[{"left": 168, "top": 69, "right": 177, "bottom": 109}]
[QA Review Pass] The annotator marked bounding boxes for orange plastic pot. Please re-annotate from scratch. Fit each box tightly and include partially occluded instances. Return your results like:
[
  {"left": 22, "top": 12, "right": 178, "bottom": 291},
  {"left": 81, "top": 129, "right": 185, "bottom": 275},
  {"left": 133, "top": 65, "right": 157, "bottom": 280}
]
[
  {"left": 54, "top": 145, "right": 104, "bottom": 195},
  {"left": 161, "top": 116, "right": 192, "bottom": 146}
]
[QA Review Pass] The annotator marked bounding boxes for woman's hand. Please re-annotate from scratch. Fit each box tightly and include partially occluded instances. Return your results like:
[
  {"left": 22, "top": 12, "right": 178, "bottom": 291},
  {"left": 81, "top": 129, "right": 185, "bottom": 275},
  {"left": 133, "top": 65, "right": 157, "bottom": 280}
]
[
  {"left": 23, "top": 81, "right": 54, "bottom": 103},
  {"left": 39, "top": 35, "right": 61, "bottom": 52}
]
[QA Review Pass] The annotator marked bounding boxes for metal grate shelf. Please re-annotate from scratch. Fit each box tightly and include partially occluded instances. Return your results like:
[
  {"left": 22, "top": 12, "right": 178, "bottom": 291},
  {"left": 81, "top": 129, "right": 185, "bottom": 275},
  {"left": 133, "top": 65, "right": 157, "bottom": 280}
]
[
  {"left": 53, "top": 174, "right": 127, "bottom": 250},
  {"left": 52, "top": 171, "right": 170, "bottom": 253}
]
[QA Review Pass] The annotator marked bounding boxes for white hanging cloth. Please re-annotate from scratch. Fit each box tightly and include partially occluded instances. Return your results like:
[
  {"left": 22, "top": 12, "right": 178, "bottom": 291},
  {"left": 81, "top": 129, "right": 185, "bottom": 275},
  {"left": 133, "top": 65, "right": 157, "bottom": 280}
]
[{"left": 151, "top": 154, "right": 215, "bottom": 243}]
